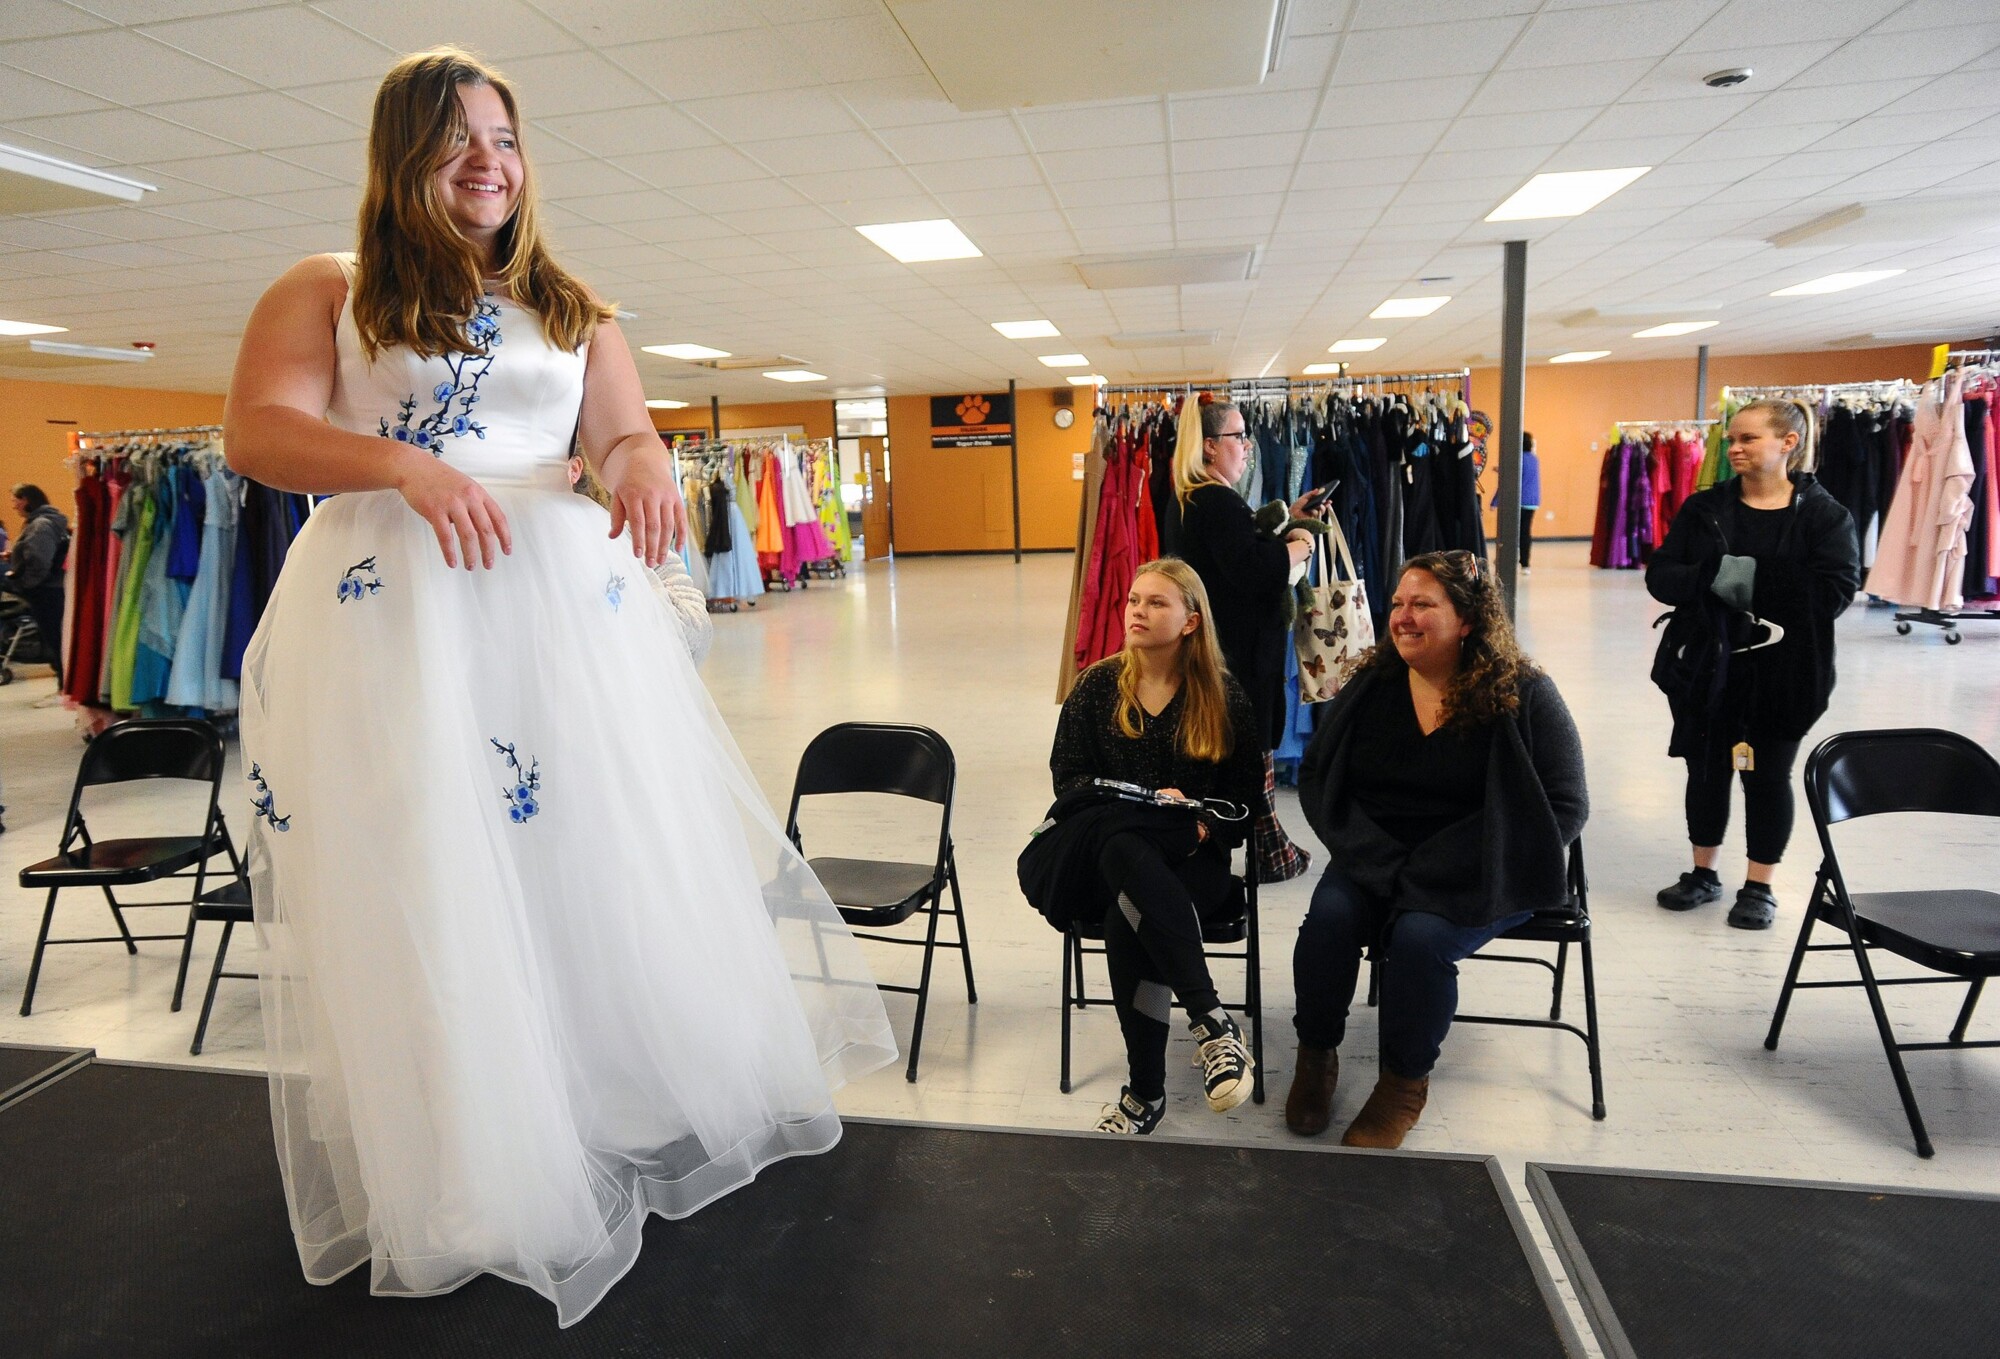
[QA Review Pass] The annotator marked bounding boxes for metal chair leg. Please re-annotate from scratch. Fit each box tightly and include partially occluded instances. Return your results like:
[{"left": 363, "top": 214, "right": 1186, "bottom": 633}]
[
  {"left": 20, "top": 887, "right": 59, "bottom": 1016},
  {"left": 1765, "top": 871, "right": 1827, "bottom": 1050},
  {"left": 946, "top": 852, "right": 977, "bottom": 1003},
  {"left": 1580, "top": 930, "right": 1606, "bottom": 1121},
  {"left": 101, "top": 886, "right": 137, "bottom": 954},
  {"left": 1060, "top": 929, "right": 1075, "bottom": 1094},
  {"left": 1549, "top": 940, "right": 1569, "bottom": 1022},
  {"left": 1849, "top": 934, "right": 1934, "bottom": 1157},
  {"left": 1247, "top": 895, "right": 1265, "bottom": 1105},
  {"left": 171, "top": 904, "right": 200, "bottom": 1012},
  {"left": 903, "top": 887, "right": 945, "bottom": 1083},
  {"left": 190, "top": 920, "right": 234, "bottom": 1056},
  {"left": 1949, "top": 978, "right": 1985, "bottom": 1045}
]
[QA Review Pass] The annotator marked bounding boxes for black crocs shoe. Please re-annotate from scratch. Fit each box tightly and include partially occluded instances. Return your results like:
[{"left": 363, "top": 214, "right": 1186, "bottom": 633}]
[
  {"left": 1657, "top": 870, "right": 1724, "bottom": 911},
  {"left": 1728, "top": 883, "right": 1778, "bottom": 930}
]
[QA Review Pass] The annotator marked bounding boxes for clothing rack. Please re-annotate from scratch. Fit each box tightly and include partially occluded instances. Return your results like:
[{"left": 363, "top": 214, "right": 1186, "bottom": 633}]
[
  {"left": 1720, "top": 381, "right": 1919, "bottom": 402},
  {"left": 1880, "top": 360, "right": 2000, "bottom": 643},
  {"left": 1945, "top": 347, "right": 1999, "bottom": 367},
  {"left": 1098, "top": 369, "right": 1471, "bottom": 401},
  {"left": 74, "top": 424, "right": 224, "bottom": 441},
  {"left": 1614, "top": 418, "right": 1716, "bottom": 429}
]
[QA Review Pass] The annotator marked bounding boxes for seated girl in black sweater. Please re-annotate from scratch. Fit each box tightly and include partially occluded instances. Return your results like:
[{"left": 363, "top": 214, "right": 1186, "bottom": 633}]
[{"left": 1047, "top": 558, "right": 1263, "bottom": 1134}]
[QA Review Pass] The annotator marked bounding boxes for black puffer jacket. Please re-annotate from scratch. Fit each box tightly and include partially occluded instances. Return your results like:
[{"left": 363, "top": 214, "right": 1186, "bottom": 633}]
[{"left": 1644, "top": 474, "right": 1859, "bottom": 754}]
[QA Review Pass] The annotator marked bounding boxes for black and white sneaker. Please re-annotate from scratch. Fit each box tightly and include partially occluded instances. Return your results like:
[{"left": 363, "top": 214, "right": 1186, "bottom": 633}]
[
  {"left": 1095, "top": 1087, "right": 1165, "bottom": 1135},
  {"left": 1189, "top": 1012, "right": 1255, "bottom": 1112}
]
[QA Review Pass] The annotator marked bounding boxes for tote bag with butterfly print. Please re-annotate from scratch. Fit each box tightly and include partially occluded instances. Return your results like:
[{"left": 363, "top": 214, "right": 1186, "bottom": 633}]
[{"left": 1294, "top": 514, "right": 1374, "bottom": 704}]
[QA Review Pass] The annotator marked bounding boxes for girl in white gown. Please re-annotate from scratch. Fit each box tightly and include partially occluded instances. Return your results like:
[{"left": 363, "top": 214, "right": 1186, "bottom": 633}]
[{"left": 224, "top": 48, "right": 895, "bottom": 1326}]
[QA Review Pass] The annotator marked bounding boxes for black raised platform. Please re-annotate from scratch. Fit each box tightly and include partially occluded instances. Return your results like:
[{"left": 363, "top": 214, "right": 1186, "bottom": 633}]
[
  {"left": 1530, "top": 1162, "right": 2000, "bottom": 1359},
  {"left": 0, "top": 1042, "right": 89, "bottom": 1112},
  {"left": 2, "top": 1059, "right": 1576, "bottom": 1357}
]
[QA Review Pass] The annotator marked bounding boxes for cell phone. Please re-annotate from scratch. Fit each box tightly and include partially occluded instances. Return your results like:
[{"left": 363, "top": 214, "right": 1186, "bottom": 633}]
[{"left": 1301, "top": 479, "right": 1338, "bottom": 513}]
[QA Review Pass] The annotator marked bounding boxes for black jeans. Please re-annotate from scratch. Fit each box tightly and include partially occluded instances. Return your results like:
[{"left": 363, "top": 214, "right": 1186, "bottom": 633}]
[
  {"left": 18, "top": 583, "right": 63, "bottom": 682},
  {"left": 1291, "top": 866, "right": 1529, "bottom": 1080},
  {"left": 1683, "top": 732, "right": 1802, "bottom": 864},
  {"left": 1519, "top": 508, "right": 1535, "bottom": 567},
  {"left": 1096, "top": 830, "right": 1234, "bottom": 1101}
]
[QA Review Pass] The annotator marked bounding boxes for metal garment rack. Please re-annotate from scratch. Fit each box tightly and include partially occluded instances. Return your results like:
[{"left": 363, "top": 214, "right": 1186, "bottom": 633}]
[
  {"left": 1097, "top": 369, "right": 1472, "bottom": 405},
  {"left": 1882, "top": 351, "right": 2000, "bottom": 643},
  {"left": 1613, "top": 418, "right": 1716, "bottom": 430}
]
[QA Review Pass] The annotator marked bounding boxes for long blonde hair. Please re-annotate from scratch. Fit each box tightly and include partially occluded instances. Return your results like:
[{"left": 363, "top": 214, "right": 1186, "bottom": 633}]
[
  {"left": 1737, "top": 397, "right": 1818, "bottom": 472},
  {"left": 1106, "top": 558, "right": 1234, "bottom": 762},
  {"left": 1171, "top": 398, "right": 1235, "bottom": 507},
  {"left": 352, "top": 47, "right": 612, "bottom": 360}
]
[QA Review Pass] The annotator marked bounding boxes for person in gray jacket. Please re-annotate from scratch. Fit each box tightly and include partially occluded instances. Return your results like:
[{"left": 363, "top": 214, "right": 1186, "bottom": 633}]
[
  {"left": 6, "top": 484, "right": 70, "bottom": 682},
  {"left": 1289, "top": 549, "right": 1587, "bottom": 1149}
]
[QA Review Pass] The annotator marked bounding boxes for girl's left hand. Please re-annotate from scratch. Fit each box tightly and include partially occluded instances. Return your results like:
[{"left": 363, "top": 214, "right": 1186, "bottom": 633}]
[{"left": 606, "top": 445, "right": 688, "bottom": 567}]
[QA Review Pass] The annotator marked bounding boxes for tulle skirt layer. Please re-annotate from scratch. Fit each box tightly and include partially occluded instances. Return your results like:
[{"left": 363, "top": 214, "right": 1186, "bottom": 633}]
[{"left": 240, "top": 479, "right": 896, "bottom": 1326}]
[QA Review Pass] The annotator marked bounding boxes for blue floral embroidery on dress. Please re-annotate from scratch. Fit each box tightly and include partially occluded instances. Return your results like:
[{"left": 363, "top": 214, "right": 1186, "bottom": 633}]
[
  {"left": 248, "top": 763, "right": 291, "bottom": 832},
  {"left": 606, "top": 571, "right": 627, "bottom": 611},
  {"left": 336, "top": 556, "right": 383, "bottom": 603},
  {"left": 378, "top": 297, "right": 503, "bottom": 452},
  {"left": 490, "top": 739, "right": 541, "bottom": 824}
]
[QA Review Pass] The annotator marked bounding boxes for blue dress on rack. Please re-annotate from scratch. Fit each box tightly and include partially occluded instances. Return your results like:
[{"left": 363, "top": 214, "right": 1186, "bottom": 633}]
[{"left": 165, "top": 464, "right": 240, "bottom": 712}]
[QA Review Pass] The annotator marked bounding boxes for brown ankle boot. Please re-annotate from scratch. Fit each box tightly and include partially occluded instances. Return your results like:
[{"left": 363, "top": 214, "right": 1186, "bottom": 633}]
[
  {"left": 1339, "top": 1071, "right": 1429, "bottom": 1149},
  {"left": 1284, "top": 1045, "right": 1337, "bottom": 1136}
]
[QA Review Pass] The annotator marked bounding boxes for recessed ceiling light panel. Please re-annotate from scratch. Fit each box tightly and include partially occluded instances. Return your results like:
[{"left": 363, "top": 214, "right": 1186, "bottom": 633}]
[
  {"left": 1068, "top": 374, "right": 1108, "bottom": 386},
  {"left": 763, "top": 369, "right": 827, "bottom": 382},
  {"left": 1770, "top": 270, "right": 1905, "bottom": 296},
  {"left": 1370, "top": 296, "right": 1450, "bottom": 319},
  {"left": 644, "top": 399, "right": 690, "bottom": 409},
  {"left": 1632, "top": 321, "right": 1720, "bottom": 338},
  {"left": 1485, "top": 167, "right": 1650, "bottom": 222},
  {"left": 1550, "top": 350, "right": 1611, "bottom": 363},
  {"left": 0, "top": 319, "right": 68, "bottom": 336},
  {"left": 1038, "top": 353, "right": 1089, "bottom": 368},
  {"left": 1302, "top": 363, "right": 1345, "bottom": 375},
  {"left": 1329, "top": 337, "right": 1386, "bottom": 353},
  {"left": 642, "top": 343, "right": 731, "bottom": 360},
  {"left": 856, "top": 219, "right": 981, "bottom": 263},
  {"left": 992, "top": 319, "right": 1059, "bottom": 339}
]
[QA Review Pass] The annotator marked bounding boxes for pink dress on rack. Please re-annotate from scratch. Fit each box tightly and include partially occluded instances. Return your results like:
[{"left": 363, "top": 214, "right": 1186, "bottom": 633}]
[{"left": 1866, "top": 370, "right": 1978, "bottom": 610}]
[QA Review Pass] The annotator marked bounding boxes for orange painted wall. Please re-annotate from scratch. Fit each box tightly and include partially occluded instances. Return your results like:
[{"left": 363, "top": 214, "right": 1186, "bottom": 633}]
[
  {"left": 0, "top": 376, "right": 226, "bottom": 520},
  {"left": 885, "top": 386, "right": 1089, "bottom": 553},
  {"left": 1468, "top": 342, "right": 1939, "bottom": 538},
  {"left": 649, "top": 398, "right": 834, "bottom": 441}
]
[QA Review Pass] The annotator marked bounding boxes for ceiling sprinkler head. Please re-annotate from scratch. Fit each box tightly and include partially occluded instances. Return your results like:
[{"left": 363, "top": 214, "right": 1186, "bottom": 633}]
[{"left": 1703, "top": 67, "right": 1752, "bottom": 88}]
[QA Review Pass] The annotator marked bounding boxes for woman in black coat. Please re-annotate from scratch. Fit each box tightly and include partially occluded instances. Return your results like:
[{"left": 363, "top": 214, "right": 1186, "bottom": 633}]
[
  {"left": 1645, "top": 399, "right": 1860, "bottom": 930},
  {"left": 1290, "top": 550, "right": 1587, "bottom": 1148}
]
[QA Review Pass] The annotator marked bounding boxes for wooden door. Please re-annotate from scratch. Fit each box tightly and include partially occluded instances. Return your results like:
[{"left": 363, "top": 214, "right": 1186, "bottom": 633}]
[{"left": 860, "top": 436, "right": 890, "bottom": 559}]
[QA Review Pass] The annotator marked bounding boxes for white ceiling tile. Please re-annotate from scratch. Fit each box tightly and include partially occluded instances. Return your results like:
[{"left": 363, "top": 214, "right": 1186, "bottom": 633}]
[
  {"left": 544, "top": 0, "right": 759, "bottom": 45},
  {"left": 0, "top": 29, "right": 257, "bottom": 103},
  {"left": 620, "top": 144, "right": 767, "bottom": 188},
  {"left": 488, "top": 51, "right": 662, "bottom": 117},
  {"left": 1462, "top": 61, "right": 1657, "bottom": 118},
  {"left": 139, "top": 7, "right": 391, "bottom": 86},
  {"left": 678, "top": 87, "right": 862, "bottom": 144},
  {"left": 1510, "top": 0, "right": 1725, "bottom": 70},
  {"left": 1173, "top": 133, "right": 1304, "bottom": 175},
  {"left": 1302, "top": 121, "right": 1448, "bottom": 159},
  {"left": 937, "top": 183, "right": 1059, "bottom": 217},
  {"left": 776, "top": 12, "right": 928, "bottom": 83},
  {"left": 1627, "top": 42, "right": 1841, "bottom": 100},
  {"left": 146, "top": 90, "right": 361, "bottom": 152},
  {"left": 148, "top": 196, "right": 317, "bottom": 233},
  {"left": 673, "top": 178, "right": 809, "bottom": 214},
  {"left": 1171, "top": 90, "right": 1320, "bottom": 140},
  {"left": 816, "top": 193, "right": 943, "bottom": 225},
  {"left": 532, "top": 157, "right": 650, "bottom": 198},
  {"left": 746, "top": 131, "right": 894, "bottom": 176},
  {"left": 150, "top": 151, "right": 342, "bottom": 195},
  {"left": 537, "top": 105, "right": 715, "bottom": 159},
  {"left": 1682, "top": 0, "right": 1910, "bottom": 48},
  {"left": 1334, "top": 15, "right": 1532, "bottom": 83},
  {"left": 908, "top": 154, "right": 1045, "bottom": 193},
  {"left": 1792, "top": 23, "right": 2000, "bottom": 87},
  {"left": 1578, "top": 94, "right": 1754, "bottom": 142},
  {"left": 613, "top": 28, "right": 806, "bottom": 101},
  {"left": 1289, "top": 154, "right": 1419, "bottom": 189},
  {"left": 1018, "top": 102, "right": 1163, "bottom": 153},
  {"left": 1175, "top": 165, "right": 1292, "bottom": 199},
  {"left": 8, "top": 107, "right": 242, "bottom": 168},
  {"left": 57, "top": 240, "right": 211, "bottom": 269},
  {"left": 786, "top": 164, "right": 929, "bottom": 204},
  {"left": 1039, "top": 142, "right": 1168, "bottom": 182},
  {"left": 1053, "top": 174, "right": 1172, "bottom": 209},
  {"left": 0, "top": 64, "right": 114, "bottom": 120},
  {"left": 306, "top": 0, "right": 582, "bottom": 61},
  {"left": 1544, "top": 136, "right": 1696, "bottom": 169},
  {"left": 0, "top": 0, "right": 112, "bottom": 41},
  {"left": 1318, "top": 75, "right": 1475, "bottom": 130},
  {"left": 1439, "top": 108, "right": 1597, "bottom": 152},
  {"left": 1685, "top": 120, "right": 1846, "bottom": 161},
  {"left": 281, "top": 77, "right": 380, "bottom": 125},
  {"left": 267, "top": 141, "right": 367, "bottom": 181},
  {"left": 875, "top": 115, "right": 1026, "bottom": 163},
  {"left": 564, "top": 188, "right": 697, "bottom": 225}
]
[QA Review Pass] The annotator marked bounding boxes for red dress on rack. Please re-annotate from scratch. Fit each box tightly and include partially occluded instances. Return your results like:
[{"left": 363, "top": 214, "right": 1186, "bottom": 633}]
[{"left": 62, "top": 467, "right": 111, "bottom": 705}]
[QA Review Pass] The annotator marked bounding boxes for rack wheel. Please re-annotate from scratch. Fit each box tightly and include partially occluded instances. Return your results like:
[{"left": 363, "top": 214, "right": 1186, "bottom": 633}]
[
  {"left": 1895, "top": 621, "right": 1912, "bottom": 635},
  {"left": 1946, "top": 630, "right": 1962, "bottom": 645},
  {"left": 0, "top": 665, "right": 13, "bottom": 685}
]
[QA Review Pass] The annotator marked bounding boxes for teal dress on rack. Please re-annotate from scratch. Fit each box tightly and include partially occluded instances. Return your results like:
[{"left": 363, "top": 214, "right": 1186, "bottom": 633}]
[{"left": 165, "top": 463, "right": 241, "bottom": 712}]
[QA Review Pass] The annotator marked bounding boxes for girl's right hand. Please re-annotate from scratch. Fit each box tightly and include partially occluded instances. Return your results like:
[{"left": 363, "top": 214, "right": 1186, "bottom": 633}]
[{"left": 396, "top": 454, "right": 513, "bottom": 570}]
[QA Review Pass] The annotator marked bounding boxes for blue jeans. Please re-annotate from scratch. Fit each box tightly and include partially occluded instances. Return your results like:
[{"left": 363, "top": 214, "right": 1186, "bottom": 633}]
[{"left": 1292, "top": 866, "right": 1531, "bottom": 1079}]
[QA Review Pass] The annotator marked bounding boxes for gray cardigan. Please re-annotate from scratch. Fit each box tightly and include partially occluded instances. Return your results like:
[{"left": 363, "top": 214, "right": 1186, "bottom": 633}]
[{"left": 1298, "top": 666, "right": 1589, "bottom": 927}]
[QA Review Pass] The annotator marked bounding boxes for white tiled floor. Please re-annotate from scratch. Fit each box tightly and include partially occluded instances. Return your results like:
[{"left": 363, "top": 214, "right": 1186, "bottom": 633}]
[{"left": 3, "top": 542, "right": 1997, "bottom": 1348}]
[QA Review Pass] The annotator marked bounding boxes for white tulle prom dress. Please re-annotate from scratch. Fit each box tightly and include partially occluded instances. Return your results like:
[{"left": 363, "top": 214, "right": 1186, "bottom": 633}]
[{"left": 240, "top": 258, "right": 897, "bottom": 1325}]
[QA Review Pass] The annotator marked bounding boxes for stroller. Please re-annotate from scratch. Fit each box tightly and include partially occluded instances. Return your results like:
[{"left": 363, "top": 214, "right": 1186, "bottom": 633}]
[{"left": 0, "top": 589, "right": 57, "bottom": 685}]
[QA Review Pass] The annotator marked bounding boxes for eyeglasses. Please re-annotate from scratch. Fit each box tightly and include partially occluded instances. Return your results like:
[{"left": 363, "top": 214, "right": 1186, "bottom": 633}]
[{"left": 1210, "top": 429, "right": 1251, "bottom": 442}]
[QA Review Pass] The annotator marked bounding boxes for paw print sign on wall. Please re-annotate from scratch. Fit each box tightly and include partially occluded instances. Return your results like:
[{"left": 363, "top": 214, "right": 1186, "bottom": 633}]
[
  {"left": 928, "top": 391, "right": 1014, "bottom": 448},
  {"left": 956, "top": 394, "right": 991, "bottom": 425}
]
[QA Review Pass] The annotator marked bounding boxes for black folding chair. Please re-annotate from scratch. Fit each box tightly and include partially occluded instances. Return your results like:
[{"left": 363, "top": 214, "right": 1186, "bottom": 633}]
[
  {"left": 1060, "top": 862, "right": 1265, "bottom": 1104},
  {"left": 1367, "top": 839, "right": 1603, "bottom": 1119},
  {"left": 187, "top": 878, "right": 254, "bottom": 1056},
  {"left": 783, "top": 723, "right": 976, "bottom": 1083},
  {"left": 18, "top": 719, "right": 243, "bottom": 1016},
  {"left": 1765, "top": 729, "right": 2000, "bottom": 1158}
]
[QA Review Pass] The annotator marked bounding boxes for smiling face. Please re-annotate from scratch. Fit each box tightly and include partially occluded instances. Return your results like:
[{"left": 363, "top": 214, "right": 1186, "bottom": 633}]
[
  {"left": 1388, "top": 567, "right": 1470, "bottom": 675},
  {"left": 1125, "top": 570, "right": 1199, "bottom": 655},
  {"left": 1203, "top": 410, "right": 1251, "bottom": 485},
  {"left": 433, "top": 81, "right": 522, "bottom": 258}
]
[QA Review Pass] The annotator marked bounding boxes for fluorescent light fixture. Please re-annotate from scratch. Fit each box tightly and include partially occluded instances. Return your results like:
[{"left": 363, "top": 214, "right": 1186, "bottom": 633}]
[
  {"left": 0, "top": 141, "right": 154, "bottom": 211},
  {"left": 1770, "top": 269, "right": 1905, "bottom": 297},
  {"left": 28, "top": 339, "right": 150, "bottom": 363},
  {"left": 642, "top": 343, "right": 731, "bottom": 360},
  {"left": 1068, "top": 374, "right": 1108, "bottom": 386},
  {"left": 1328, "top": 337, "right": 1386, "bottom": 353},
  {"left": 644, "top": 399, "right": 690, "bottom": 409},
  {"left": 0, "top": 319, "right": 67, "bottom": 336},
  {"left": 1632, "top": 321, "right": 1719, "bottom": 338},
  {"left": 1550, "top": 350, "right": 1611, "bottom": 364},
  {"left": 763, "top": 369, "right": 827, "bottom": 383},
  {"left": 1302, "top": 363, "right": 1346, "bottom": 375},
  {"left": 856, "top": 218, "right": 981, "bottom": 263},
  {"left": 1038, "top": 353, "right": 1090, "bottom": 368},
  {"left": 1370, "top": 296, "right": 1450, "bottom": 319},
  {"left": 992, "top": 319, "right": 1060, "bottom": 339},
  {"left": 1486, "top": 167, "right": 1650, "bottom": 222}
]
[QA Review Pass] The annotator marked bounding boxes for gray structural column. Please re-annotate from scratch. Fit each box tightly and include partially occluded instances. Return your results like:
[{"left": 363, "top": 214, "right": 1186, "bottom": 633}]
[
  {"left": 1495, "top": 239, "right": 1528, "bottom": 617},
  {"left": 1695, "top": 343, "right": 1710, "bottom": 420},
  {"left": 1009, "top": 377, "right": 1022, "bottom": 563}
]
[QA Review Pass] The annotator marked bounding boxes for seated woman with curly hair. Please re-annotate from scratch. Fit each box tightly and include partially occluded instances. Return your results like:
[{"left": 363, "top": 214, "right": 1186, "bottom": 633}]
[{"left": 1288, "top": 550, "right": 1588, "bottom": 1148}]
